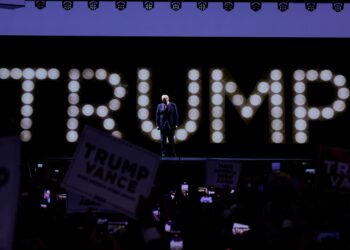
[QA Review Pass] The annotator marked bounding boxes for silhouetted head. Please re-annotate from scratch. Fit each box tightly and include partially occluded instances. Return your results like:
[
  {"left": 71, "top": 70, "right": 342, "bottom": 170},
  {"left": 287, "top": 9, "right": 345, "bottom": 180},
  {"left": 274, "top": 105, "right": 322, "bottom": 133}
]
[{"left": 162, "top": 94, "right": 169, "bottom": 104}]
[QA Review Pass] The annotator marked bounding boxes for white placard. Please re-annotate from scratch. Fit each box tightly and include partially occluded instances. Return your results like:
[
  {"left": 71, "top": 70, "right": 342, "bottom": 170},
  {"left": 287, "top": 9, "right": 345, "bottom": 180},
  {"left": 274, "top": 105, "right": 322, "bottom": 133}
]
[
  {"left": 0, "top": 137, "right": 21, "bottom": 250},
  {"left": 206, "top": 159, "right": 241, "bottom": 189},
  {"left": 66, "top": 191, "right": 117, "bottom": 214},
  {"left": 62, "top": 126, "right": 160, "bottom": 218}
]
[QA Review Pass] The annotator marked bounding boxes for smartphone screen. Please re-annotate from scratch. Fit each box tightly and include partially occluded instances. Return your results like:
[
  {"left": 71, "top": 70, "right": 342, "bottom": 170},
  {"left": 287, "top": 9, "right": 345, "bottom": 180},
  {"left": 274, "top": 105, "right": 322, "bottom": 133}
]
[
  {"left": 181, "top": 182, "right": 189, "bottom": 196},
  {"left": 165, "top": 222, "right": 172, "bottom": 233},
  {"left": 305, "top": 168, "right": 316, "bottom": 175},
  {"left": 40, "top": 189, "right": 51, "bottom": 208},
  {"left": 43, "top": 189, "right": 51, "bottom": 203},
  {"left": 232, "top": 222, "right": 250, "bottom": 235}
]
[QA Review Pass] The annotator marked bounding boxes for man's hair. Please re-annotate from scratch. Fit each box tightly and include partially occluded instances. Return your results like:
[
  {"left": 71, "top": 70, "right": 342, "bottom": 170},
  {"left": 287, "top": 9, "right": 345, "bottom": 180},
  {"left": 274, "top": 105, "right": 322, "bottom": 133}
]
[{"left": 161, "top": 94, "right": 169, "bottom": 100}]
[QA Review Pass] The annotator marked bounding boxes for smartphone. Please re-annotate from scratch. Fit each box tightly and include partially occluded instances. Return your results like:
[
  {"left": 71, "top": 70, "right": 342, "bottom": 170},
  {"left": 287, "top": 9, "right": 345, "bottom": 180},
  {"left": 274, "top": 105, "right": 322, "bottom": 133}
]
[
  {"left": 152, "top": 206, "right": 161, "bottom": 221},
  {"left": 40, "top": 189, "right": 51, "bottom": 208},
  {"left": 165, "top": 221, "right": 172, "bottom": 233},
  {"left": 181, "top": 182, "right": 189, "bottom": 196},
  {"left": 232, "top": 222, "right": 250, "bottom": 235},
  {"left": 43, "top": 189, "right": 51, "bottom": 203},
  {"left": 305, "top": 168, "right": 316, "bottom": 175}
]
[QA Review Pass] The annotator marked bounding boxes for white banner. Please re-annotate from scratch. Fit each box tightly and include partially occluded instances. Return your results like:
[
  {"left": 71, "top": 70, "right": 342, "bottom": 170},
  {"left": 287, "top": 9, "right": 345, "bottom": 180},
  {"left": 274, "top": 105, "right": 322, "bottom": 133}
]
[
  {"left": 62, "top": 126, "right": 160, "bottom": 218},
  {"left": 0, "top": 137, "right": 21, "bottom": 250},
  {"left": 206, "top": 160, "right": 241, "bottom": 189}
]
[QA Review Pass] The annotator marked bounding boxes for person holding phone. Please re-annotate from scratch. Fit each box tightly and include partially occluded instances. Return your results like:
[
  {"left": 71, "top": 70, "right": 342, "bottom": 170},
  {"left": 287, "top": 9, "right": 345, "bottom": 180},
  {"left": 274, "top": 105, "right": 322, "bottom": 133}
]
[{"left": 156, "top": 94, "right": 179, "bottom": 157}]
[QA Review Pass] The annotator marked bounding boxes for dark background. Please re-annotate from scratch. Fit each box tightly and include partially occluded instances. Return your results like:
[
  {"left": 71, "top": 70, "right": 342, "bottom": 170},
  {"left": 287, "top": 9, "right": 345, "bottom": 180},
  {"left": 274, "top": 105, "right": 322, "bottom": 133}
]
[{"left": 0, "top": 36, "right": 349, "bottom": 159}]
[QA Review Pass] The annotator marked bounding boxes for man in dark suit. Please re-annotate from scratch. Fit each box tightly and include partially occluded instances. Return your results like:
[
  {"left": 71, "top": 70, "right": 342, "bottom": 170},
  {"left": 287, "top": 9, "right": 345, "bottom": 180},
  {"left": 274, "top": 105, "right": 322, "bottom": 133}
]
[{"left": 156, "top": 94, "right": 179, "bottom": 157}]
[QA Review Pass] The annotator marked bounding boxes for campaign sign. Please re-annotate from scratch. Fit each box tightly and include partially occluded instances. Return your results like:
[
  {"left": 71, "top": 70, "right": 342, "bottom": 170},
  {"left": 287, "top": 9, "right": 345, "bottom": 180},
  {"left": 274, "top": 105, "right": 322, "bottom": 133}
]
[
  {"left": 206, "top": 159, "right": 241, "bottom": 189},
  {"left": 62, "top": 126, "right": 160, "bottom": 218},
  {"left": 318, "top": 146, "right": 350, "bottom": 194},
  {"left": 66, "top": 192, "right": 117, "bottom": 214},
  {"left": 0, "top": 137, "right": 21, "bottom": 250}
]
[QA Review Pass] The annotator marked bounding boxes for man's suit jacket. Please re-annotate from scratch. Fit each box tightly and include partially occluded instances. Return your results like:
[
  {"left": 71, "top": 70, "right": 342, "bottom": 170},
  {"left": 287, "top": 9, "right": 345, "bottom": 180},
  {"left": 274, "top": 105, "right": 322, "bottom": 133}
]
[{"left": 156, "top": 102, "right": 179, "bottom": 130}]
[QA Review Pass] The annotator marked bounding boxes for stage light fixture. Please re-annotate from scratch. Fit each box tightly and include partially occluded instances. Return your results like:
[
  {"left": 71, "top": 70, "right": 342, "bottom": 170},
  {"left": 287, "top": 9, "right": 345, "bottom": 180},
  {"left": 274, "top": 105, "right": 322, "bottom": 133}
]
[
  {"left": 143, "top": 0, "right": 154, "bottom": 10},
  {"left": 305, "top": 2, "right": 316, "bottom": 12},
  {"left": 250, "top": 2, "right": 261, "bottom": 12},
  {"left": 170, "top": 1, "right": 181, "bottom": 11},
  {"left": 35, "top": 0, "right": 46, "bottom": 9},
  {"left": 115, "top": 0, "right": 127, "bottom": 10},
  {"left": 223, "top": 1, "right": 234, "bottom": 11},
  {"left": 88, "top": 0, "right": 99, "bottom": 10},
  {"left": 277, "top": 2, "right": 288, "bottom": 12},
  {"left": 62, "top": 0, "right": 73, "bottom": 10},
  {"left": 333, "top": 2, "right": 344, "bottom": 12},
  {"left": 197, "top": 1, "right": 208, "bottom": 11}
]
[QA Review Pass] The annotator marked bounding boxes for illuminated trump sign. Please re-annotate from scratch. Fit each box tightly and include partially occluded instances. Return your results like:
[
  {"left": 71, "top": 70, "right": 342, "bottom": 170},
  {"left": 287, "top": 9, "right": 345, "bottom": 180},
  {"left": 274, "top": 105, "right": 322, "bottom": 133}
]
[{"left": 0, "top": 67, "right": 349, "bottom": 144}]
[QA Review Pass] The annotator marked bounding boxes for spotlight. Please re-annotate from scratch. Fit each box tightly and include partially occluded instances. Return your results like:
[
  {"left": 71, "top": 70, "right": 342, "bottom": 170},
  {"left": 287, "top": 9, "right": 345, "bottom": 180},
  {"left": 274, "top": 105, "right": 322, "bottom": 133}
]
[
  {"left": 115, "top": 0, "right": 127, "bottom": 10},
  {"left": 143, "top": 0, "right": 154, "bottom": 10},
  {"left": 223, "top": 1, "right": 234, "bottom": 11},
  {"left": 88, "top": 0, "right": 99, "bottom": 10},
  {"left": 170, "top": 1, "right": 182, "bottom": 11},
  {"left": 197, "top": 1, "right": 208, "bottom": 11},
  {"left": 305, "top": 2, "right": 316, "bottom": 12},
  {"left": 332, "top": 2, "right": 344, "bottom": 12},
  {"left": 250, "top": 2, "right": 261, "bottom": 12},
  {"left": 277, "top": 2, "right": 288, "bottom": 12},
  {"left": 62, "top": 0, "right": 73, "bottom": 10},
  {"left": 35, "top": 0, "right": 46, "bottom": 9}
]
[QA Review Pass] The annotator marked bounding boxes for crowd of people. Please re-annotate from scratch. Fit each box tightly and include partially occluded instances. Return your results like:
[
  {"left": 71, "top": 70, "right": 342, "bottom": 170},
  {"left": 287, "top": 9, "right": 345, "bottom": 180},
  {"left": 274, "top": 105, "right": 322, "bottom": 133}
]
[{"left": 13, "top": 159, "right": 350, "bottom": 250}]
